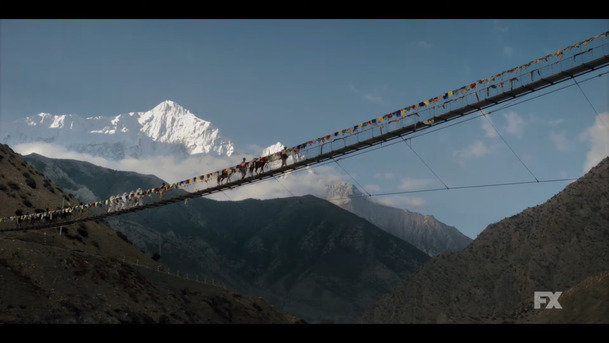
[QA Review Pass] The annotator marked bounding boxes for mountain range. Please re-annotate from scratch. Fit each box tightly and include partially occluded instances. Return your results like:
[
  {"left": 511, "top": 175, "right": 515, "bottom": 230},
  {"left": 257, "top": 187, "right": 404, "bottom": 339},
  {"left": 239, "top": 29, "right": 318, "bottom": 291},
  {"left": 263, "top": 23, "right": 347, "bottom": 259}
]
[
  {"left": 21, "top": 152, "right": 432, "bottom": 323},
  {"left": 1, "top": 99, "right": 607, "bottom": 323},
  {"left": 5, "top": 146, "right": 607, "bottom": 323},
  {"left": 0, "top": 143, "right": 300, "bottom": 324},
  {"left": 325, "top": 182, "right": 471, "bottom": 256},
  {"left": 0, "top": 100, "right": 235, "bottom": 160},
  {"left": 1, "top": 100, "right": 472, "bottom": 322},
  {"left": 2, "top": 100, "right": 471, "bottom": 258}
]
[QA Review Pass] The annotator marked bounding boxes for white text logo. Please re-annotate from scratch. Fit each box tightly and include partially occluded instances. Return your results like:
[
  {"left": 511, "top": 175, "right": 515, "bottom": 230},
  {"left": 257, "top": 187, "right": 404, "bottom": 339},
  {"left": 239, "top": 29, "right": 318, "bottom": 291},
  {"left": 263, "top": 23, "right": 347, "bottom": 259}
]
[{"left": 534, "top": 291, "right": 562, "bottom": 309}]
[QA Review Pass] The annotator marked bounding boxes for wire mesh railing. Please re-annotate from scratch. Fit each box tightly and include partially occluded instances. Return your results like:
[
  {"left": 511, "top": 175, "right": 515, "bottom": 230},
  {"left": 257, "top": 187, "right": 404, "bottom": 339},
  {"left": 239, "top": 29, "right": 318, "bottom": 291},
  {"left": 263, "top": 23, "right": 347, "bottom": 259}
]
[{"left": 2, "top": 31, "right": 608, "bottom": 232}]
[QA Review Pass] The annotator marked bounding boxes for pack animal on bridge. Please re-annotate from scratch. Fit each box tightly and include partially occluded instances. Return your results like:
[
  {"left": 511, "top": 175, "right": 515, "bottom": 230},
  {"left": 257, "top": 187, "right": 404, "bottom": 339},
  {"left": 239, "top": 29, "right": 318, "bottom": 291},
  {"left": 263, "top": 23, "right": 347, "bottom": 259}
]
[
  {"left": 217, "top": 167, "right": 237, "bottom": 184},
  {"left": 248, "top": 157, "right": 268, "bottom": 177}
]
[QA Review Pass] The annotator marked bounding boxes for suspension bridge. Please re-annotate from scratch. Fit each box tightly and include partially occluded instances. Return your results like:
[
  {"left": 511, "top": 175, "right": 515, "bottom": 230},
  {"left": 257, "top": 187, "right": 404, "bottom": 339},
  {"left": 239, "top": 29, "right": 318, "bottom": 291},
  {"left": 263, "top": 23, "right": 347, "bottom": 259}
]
[{"left": 2, "top": 31, "right": 609, "bottom": 232}]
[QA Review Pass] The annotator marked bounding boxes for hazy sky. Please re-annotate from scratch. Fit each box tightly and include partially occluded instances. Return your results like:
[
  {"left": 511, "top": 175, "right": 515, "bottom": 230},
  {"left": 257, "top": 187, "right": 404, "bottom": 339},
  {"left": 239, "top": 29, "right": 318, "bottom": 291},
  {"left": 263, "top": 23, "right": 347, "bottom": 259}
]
[{"left": 1, "top": 19, "right": 608, "bottom": 239}]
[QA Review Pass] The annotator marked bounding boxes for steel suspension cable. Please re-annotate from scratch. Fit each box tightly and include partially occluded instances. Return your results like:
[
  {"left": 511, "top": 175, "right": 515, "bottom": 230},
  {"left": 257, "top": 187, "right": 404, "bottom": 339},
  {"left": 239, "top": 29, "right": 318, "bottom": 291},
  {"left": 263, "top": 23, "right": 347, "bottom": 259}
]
[
  {"left": 332, "top": 157, "right": 372, "bottom": 197},
  {"left": 481, "top": 111, "right": 539, "bottom": 183},
  {"left": 573, "top": 76, "right": 609, "bottom": 133},
  {"left": 402, "top": 137, "right": 450, "bottom": 190}
]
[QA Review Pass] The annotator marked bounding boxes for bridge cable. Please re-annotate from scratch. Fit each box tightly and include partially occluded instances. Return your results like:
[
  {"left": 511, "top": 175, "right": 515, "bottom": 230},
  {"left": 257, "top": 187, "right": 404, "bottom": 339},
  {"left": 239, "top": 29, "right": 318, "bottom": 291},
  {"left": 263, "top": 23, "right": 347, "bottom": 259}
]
[
  {"left": 219, "top": 188, "right": 248, "bottom": 212},
  {"left": 273, "top": 175, "right": 295, "bottom": 197},
  {"left": 4, "top": 71, "right": 608, "bottom": 231},
  {"left": 221, "top": 73, "right": 593, "bottom": 194},
  {"left": 283, "top": 78, "right": 583, "bottom": 193},
  {"left": 480, "top": 110, "right": 539, "bottom": 183},
  {"left": 332, "top": 157, "right": 372, "bottom": 197},
  {"left": 402, "top": 137, "right": 450, "bottom": 190},
  {"left": 405, "top": 71, "right": 607, "bottom": 143},
  {"left": 572, "top": 76, "right": 609, "bottom": 133},
  {"left": 363, "top": 176, "right": 603, "bottom": 198}
]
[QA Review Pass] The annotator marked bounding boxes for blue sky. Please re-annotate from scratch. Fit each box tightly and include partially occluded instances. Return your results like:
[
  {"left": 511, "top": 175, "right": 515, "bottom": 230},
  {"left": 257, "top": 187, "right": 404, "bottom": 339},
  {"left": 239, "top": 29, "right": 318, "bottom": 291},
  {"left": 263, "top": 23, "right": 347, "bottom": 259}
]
[{"left": 1, "top": 19, "right": 608, "bottom": 239}]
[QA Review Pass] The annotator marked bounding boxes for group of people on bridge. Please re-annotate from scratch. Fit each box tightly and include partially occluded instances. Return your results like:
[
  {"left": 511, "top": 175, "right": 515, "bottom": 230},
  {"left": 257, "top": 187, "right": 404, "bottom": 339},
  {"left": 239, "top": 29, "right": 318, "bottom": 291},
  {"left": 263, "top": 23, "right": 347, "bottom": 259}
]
[
  {"left": 12, "top": 207, "right": 75, "bottom": 228},
  {"left": 0, "top": 146, "right": 296, "bottom": 230},
  {"left": 216, "top": 146, "right": 291, "bottom": 184}
]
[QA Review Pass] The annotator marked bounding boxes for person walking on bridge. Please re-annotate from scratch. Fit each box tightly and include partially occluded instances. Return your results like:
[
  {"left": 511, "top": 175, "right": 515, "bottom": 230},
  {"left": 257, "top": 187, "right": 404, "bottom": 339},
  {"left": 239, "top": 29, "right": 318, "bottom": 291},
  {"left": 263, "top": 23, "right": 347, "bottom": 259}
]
[{"left": 280, "top": 146, "right": 288, "bottom": 168}]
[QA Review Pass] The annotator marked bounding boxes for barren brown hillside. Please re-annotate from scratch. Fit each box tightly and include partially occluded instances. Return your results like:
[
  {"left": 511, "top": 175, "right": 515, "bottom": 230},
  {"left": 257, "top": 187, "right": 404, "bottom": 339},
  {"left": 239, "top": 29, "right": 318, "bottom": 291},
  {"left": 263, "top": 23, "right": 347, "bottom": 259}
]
[
  {"left": 362, "top": 156, "right": 609, "bottom": 324},
  {"left": 0, "top": 143, "right": 303, "bottom": 324}
]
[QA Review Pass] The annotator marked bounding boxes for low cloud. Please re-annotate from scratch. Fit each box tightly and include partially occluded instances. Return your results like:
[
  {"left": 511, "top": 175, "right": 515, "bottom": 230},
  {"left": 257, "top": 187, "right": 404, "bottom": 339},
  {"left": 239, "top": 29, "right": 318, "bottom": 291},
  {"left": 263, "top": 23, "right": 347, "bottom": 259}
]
[
  {"left": 503, "top": 111, "right": 524, "bottom": 137},
  {"left": 13, "top": 142, "right": 111, "bottom": 169},
  {"left": 13, "top": 141, "right": 240, "bottom": 184},
  {"left": 11, "top": 141, "right": 346, "bottom": 202},
  {"left": 208, "top": 165, "right": 346, "bottom": 202}
]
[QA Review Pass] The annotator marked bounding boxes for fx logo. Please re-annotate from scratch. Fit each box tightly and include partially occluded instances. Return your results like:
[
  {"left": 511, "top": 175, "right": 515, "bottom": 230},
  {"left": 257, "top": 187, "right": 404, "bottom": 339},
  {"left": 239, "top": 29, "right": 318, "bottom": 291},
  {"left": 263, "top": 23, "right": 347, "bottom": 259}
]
[{"left": 534, "top": 291, "right": 562, "bottom": 309}]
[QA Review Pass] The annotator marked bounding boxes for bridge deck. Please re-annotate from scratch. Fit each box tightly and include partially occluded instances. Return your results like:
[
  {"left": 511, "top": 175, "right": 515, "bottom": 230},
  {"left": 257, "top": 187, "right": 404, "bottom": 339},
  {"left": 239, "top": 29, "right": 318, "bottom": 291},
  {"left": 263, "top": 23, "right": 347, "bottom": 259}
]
[{"left": 3, "top": 33, "right": 609, "bottom": 232}]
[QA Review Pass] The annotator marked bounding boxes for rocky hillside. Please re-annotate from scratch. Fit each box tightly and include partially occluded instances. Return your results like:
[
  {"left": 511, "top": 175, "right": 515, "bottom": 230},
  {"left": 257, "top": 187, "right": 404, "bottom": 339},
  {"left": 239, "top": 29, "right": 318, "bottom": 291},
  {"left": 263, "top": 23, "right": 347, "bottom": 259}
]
[
  {"left": 21, "top": 153, "right": 431, "bottom": 324},
  {"left": 0, "top": 143, "right": 301, "bottom": 324},
  {"left": 326, "top": 182, "right": 471, "bottom": 256},
  {"left": 361, "top": 156, "right": 609, "bottom": 324}
]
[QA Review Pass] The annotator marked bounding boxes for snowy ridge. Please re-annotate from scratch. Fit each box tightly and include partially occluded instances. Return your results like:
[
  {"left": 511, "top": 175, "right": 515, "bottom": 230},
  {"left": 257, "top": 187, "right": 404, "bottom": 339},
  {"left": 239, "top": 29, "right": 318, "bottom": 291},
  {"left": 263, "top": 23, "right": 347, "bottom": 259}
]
[
  {"left": 325, "top": 181, "right": 366, "bottom": 207},
  {"left": 0, "top": 100, "right": 235, "bottom": 160},
  {"left": 324, "top": 181, "right": 472, "bottom": 256},
  {"left": 261, "top": 142, "right": 285, "bottom": 157}
]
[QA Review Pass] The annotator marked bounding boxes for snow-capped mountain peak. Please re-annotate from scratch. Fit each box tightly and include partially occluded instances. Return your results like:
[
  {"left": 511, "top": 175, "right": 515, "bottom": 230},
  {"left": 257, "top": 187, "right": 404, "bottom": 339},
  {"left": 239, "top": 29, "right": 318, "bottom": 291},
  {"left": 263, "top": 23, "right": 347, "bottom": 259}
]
[
  {"left": 326, "top": 181, "right": 365, "bottom": 199},
  {"left": 325, "top": 181, "right": 366, "bottom": 207},
  {"left": 0, "top": 100, "right": 235, "bottom": 160},
  {"left": 150, "top": 100, "right": 186, "bottom": 115}
]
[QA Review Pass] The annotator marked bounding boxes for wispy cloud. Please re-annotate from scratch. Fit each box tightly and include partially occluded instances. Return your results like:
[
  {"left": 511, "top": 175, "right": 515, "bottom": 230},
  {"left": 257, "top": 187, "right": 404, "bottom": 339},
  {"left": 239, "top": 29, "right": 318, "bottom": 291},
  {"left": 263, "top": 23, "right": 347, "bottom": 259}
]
[
  {"left": 549, "top": 130, "right": 571, "bottom": 152},
  {"left": 363, "top": 184, "right": 381, "bottom": 193},
  {"left": 503, "top": 111, "right": 524, "bottom": 137},
  {"left": 480, "top": 117, "right": 498, "bottom": 138},
  {"left": 363, "top": 94, "right": 384, "bottom": 105},
  {"left": 492, "top": 20, "right": 509, "bottom": 35},
  {"left": 410, "top": 40, "right": 432, "bottom": 50},
  {"left": 452, "top": 140, "right": 491, "bottom": 167},
  {"left": 398, "top": 177, "right": 437, "bottom": 191},
  {"left": 547, "top": 118, "right": 565, "bottom": 126},
  {"left": 349, "top": 84, "right": 385, "bottom": 105},
  {"left": 581, "top": 112, "right": 609, "bottom": 173},
  {"left": 245, "top": 143, "right": 266, "bottom": 155},
  {"left": 374, "top": 172, "right": 396, "bottom": 180}
]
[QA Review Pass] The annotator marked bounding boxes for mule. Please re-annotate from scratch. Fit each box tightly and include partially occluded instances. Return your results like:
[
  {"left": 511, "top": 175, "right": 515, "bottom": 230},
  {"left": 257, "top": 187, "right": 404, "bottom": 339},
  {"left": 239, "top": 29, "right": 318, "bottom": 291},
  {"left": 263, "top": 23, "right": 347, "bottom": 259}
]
[
  {"left": 249, "top": 158, "right": 268, "bottom": 176},
  {"left": 217, "top": 168, "right": 236, "bottom": 184}
]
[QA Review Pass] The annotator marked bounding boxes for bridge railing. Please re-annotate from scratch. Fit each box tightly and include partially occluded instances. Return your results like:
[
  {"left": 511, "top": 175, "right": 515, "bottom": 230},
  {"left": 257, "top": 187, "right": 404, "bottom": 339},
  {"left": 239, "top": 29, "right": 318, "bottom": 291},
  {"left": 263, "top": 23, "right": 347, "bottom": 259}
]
[
  {"left": 296, "top": 31, "right": 609, "bottom": 162},
  {"left": 2, "top": 32, "right": 608, "bottom": 232}
]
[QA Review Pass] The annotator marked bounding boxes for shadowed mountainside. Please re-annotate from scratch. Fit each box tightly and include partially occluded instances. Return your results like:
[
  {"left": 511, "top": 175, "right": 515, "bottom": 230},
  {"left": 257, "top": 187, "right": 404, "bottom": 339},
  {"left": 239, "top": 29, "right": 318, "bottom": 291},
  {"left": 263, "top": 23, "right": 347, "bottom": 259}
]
[
  {"left": 362, "top": 156, "right": 609, "bottom": 324},
  {"left": 326, "top": 182, "right": 471, "bottom": 256},
  {"left": 22, "top": 152, "right": 432, "bottom": 323},
  {"left": 0, "top": 143, "right": 301, "bottom": 324}
]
